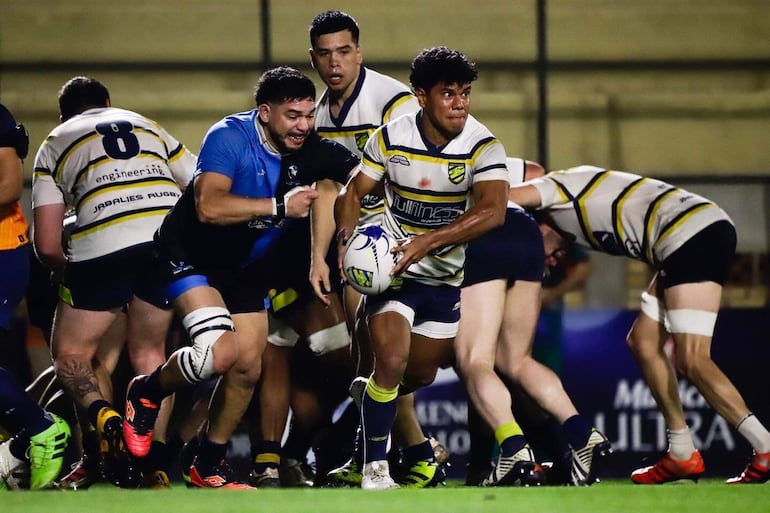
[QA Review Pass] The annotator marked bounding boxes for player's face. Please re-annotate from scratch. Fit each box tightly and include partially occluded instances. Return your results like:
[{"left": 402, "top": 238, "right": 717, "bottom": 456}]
[
  {"left": 258, "top": 98, "right": 316, "bottom": 153},
  {"left": 310, "top": 31, "right": 363, "bottom": 96},
  {"left": 417, "top": 82, "right": 471, "bottom": 145},
  {"left": 540, "top": 224, "right": 569, "bottom": 267}
]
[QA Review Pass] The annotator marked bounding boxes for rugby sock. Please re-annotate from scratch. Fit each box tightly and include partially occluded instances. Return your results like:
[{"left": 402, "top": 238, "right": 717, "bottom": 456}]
[
  {"left": 360, "top": 378, "right": 398, "bottom": 463},
  {"left": 562, "top": 414, "right": 593, "bottom": 450},
  {"left": 495, "top": 422, "right": 526, "bottom": 457},
  {"left": 402, "top": 439, "right": 434, "bottom": 465},
  {"left": 281, "top": 418, "right": 312, "bottom": 462},
  {"left": 143, "top": 368, "right": 167, "bottom": 403},
  {"left": 197, "top": 435, "right": 227, "bottom": 470},
  {"left": 736, "top": 413, "right": 770, "bottom": 453},
  {"left": 0, "top": 366, "right": 52, "bottom": 436},
  {"left": 253, "top": 440, "right": 281, "bottom": 472},
  {"left": 524, "top": 415, "right": 571, "bottom": 464},
  {"left": 145, "top": 440, "right": 170, "bottom": 473},
  {"left": 667, "top": 427, "right": 697, "bottom": 460}
]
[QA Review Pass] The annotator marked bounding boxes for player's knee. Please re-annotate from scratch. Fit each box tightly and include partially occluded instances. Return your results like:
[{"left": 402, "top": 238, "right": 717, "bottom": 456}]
[
  {"left": 307, "top": 322, "right": 351, "bottom": 356},
  {"left": 403, "top": 365, "right": 438, "bottom": 390},
  {"left": 175, "top": 306, "right": 235, "bottom": 383}
]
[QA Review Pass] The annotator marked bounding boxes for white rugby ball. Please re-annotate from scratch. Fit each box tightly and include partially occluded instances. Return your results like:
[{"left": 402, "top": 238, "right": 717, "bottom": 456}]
[{"left": 342, "top": 224, "right": 397, "bottom": 295}]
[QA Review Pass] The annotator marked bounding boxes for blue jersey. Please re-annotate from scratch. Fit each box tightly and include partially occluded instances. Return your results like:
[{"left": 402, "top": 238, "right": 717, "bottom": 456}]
[{"left": 155, "top": 110, "right": 357, "bottom": 269}]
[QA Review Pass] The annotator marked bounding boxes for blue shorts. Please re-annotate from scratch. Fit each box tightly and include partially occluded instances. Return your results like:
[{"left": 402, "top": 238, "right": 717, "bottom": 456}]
[
  {"left": 162, "top": 257, "right": 272, "bottom": 315},
  {"left": 0, "top": 244, "right": 30, "bottom": 329},
  {"left": 463, "top": 208, "right": 546, "bottom": 287},
  {"left": 59, "top": 243, "right": 169, "bottom": 311},
  {"left": 365, "top": 280, "right": 460, "bottom": 339}
]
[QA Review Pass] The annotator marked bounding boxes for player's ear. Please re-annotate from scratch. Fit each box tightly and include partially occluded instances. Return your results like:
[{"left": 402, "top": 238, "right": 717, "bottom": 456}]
[
  {"left": 257, "top": 104, "right": 271, "bottom": 123},
  {"left": 414, "top": 88, "right": 427, "bottom": 108},
  {"left": 308, "top": 48, "right": 316, "bottom": 69}
]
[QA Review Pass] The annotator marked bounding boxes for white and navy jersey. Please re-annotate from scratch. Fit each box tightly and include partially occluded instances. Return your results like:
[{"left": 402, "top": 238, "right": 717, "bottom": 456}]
[
  {"left": 361, "top": 112, "right": 509, "bottom": 287},
  {"left": 315, "top": 67, "right": 419, "bottom": 223},
  {"left": 32, "top": 107, "right": 195, "bottom": 262},
  {"left": 530, "top": 165, "right": 733, "bottom": 266}
]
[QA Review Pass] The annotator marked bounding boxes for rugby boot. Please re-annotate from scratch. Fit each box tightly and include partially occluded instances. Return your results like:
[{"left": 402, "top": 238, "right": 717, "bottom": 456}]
[
  {"left": 0, "top": 439, "right": 27, "bottom": 490},
  {"left": 326, "top": 457, "right": 363, "bottom": 487},
  {"left": 188, "top": 456, "right": 254, "bottom": 489},
  {"left": 58, "top": 456, "right": 100, "bottom": 490},
  {"left": 631, "top": 450, "right": 705, "bottom": 484},
  {"left": 141, "top": 469, "right": 171, "bottom": 489},
  {"left": 571, "top": 429, "right": 612, "bottom": 486},
  {"left": 361, "top": 460, "right": 398, "bottom": 490},
  {"left": 28, "top": 414, "right": 71, "bottom": 489},
  {"left": 279, "top": 457, "right": 314, "bottom": 487},
  {"left": 123, "top": 376, "right": 159, "bottom": 458},
  {"left": 725, "top": 451, "right": 770, "bottom": 484},
  {"left": 248, "top": 465, "right": 280, "bottom": 488},
  {"left": 395, "top": 458, "right": 445, "bottom": 488},
  {"left": 482, "top": 445, "right": 544, "bottom": 487},
  {"left": 98, "top": 409, "right": 140, "bottom": 488}
]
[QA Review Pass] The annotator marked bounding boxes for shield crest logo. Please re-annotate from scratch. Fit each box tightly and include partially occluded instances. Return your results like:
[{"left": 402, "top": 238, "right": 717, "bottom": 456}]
[
  {"left": 448, "top": 162, "right": 466, "bottom": 184},
  {"left": 355, "top": 132, "right": 369, "bottom": 152}
]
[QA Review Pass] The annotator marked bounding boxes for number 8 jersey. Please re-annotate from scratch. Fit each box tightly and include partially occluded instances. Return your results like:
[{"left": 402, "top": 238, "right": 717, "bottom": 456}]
[{"left": 32, "top": 107, "right": 196, "bottom": 262}]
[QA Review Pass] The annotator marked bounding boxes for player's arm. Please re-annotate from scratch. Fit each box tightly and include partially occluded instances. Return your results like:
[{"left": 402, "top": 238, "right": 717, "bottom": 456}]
[
  {"left": 333, "top": 168, "right": 380, "bottom": 274},
  {"left": 508, "top": 182, "right": 544, "bottom": 208},
  {"left": 194, "top": 171, "right": 317, "bottom": 225},
  {"left": 310, "top": 177, "right": 345, "bottom": 303},
  {"left": 0, "top": 146, "right": 23, "bottom": 207},
  {"left": 33, "top": 203, "right": 66, "bottom": 274},
  {"left": 391, "top": 179, "right": 508, "bottom": 276}
]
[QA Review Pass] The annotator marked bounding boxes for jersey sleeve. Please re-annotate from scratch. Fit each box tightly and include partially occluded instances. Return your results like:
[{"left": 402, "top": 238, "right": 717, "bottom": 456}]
[
  {"left": 382, "top": 93, "right": 419, "bottom": 124},
  {"left": 358, "top": 126, "right": 387, "bottom": 182},
  {"left": 157, "top": 124, "right": 196, "bottom": 188},
  {"left": 195, "top": 119, "right": 244, "bottom": 179},
  {"left": 31, "top": 141, "right": 65, "bottom": 208},
  {"left": 470, "top": 139, "right": 509, "bottom": 184},
  {"left": 530, "top": 174, "right": 569, "bottom": 208},
  {"left": 318, "top": 138, "right": 360, "bottom": 184}
]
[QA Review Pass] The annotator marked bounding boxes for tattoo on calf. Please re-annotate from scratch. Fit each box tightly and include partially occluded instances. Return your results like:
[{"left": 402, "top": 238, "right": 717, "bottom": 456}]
[{"left": 58, "top": 359, "right": 100, "bottom": 399}]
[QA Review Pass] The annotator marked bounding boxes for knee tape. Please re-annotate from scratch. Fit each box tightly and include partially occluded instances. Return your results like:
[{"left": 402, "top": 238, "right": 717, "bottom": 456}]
[
  {"left": 640, "top": 292, "right": 671, "bottom": 331},
  {"left": 175, "top": 306, "right": 234, "bottom": 383},
  {"left": 307, "top": 322, "right": 351, "bottom": 356},
  {"left": 666, "top": 309, "right": 717, "bottom": 337}
]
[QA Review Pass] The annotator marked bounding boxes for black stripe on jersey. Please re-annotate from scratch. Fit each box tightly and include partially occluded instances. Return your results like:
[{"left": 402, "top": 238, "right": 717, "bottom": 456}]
[
  {"left": 640, "top": 186, "right": 678, "bottom": 264},
  {"left": 168, "top": 143, "right": 185, "bottom": 160},
  {"left": 381, "top": 91, "right": 413, "bottom": 120},
  {"left": 34, "top": 166, "right": 52, "bottom": 176},
  {"left": 653, "top": 201, "right": 713, "bottom": 262},
  {"left": 573, "top": 171, "right": 608, "bottom": 250},
  {"left": 71, "top": 205, "right": 171, "bottom": 236},
  {"left": 475, "top": 163, "right": 508, "bottom": 174},
  {"left": 53, "top": 130, "right": 98, "bottom": 180},
  {"left": 71, "top": 150, "right": 167, "bottom": 193},
  {"left": 317, "top": 123, "right": 379, "bottom": 135},
  {"left": 75, "top": 176, "right": 180, "bottom": 210},
  {"left": 611, "top": 177, "right": 645, "bottom": 258}
]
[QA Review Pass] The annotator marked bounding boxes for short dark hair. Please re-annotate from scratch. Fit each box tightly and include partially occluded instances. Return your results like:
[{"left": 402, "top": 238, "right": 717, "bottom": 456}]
[
  {"left": 409, "top": 46, "right": 478, "bottom": 93},
  {"left": 58, "top": 76, "right": 110, "bottom": 122},
  {"left": 253, "top": 66, "right": 316, "bottom": 106},
  {"left": 309, "top": 10, "right": 359, "bottom": 46}
]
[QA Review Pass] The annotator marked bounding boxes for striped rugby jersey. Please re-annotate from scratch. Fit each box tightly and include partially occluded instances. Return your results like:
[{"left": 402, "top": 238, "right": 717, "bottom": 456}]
[
  {"left": 32, "top": 107, "right": 195, "bottom": 262},
  {"left": 315, "top": 67, "right": 419, "bottom": 223},
  {"left": 360, "top": 112, "right": 509, "bottom": 286},
  {"left": 530, "top": 165, "right": 732, "bottom": 266}
]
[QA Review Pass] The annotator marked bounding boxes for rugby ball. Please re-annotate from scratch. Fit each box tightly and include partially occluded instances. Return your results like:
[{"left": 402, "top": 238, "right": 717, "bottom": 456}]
[{"left": 342, "top": 224, "right": 397, "bottom": 295}]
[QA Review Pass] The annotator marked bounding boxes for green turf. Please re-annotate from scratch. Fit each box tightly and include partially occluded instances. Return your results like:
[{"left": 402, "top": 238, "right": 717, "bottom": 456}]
[{"left": 2, "top": 480, "right": 766, "bottom": 513}]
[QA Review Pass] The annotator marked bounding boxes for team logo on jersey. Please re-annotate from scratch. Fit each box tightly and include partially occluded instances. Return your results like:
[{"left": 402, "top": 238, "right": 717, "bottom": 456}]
[
  {"left": 389, "top": 155, "right": 410, "bottom": 166},
  {"left": 448, "top": 162, "right": 466, "bottom": 184},
  {"left": 288, "top": 164, "right": 299, "bottom": 179},
  {"left": 355, "top": 132, "right": 369, "bottom": 152}
]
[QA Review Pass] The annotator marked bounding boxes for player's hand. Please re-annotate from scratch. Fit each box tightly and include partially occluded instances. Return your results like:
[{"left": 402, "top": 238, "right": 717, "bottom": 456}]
[
  {"left": 390, "top": 235, "right": 428, "bottom": 276},
  {"left": 284, "top": 185, "right": 319, "bottom": 218},
  {"left": 310, "top": 258, "right": 332, "bottom": 306}
]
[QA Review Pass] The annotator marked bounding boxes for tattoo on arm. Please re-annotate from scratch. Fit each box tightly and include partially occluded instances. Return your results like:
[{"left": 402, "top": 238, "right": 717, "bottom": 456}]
[{"left": 58, "top": 359, "right": 100, "bottom": 400}]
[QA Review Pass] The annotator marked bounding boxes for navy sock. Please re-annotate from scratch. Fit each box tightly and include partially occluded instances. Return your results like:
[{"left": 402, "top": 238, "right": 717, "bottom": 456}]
[
  {"left": 402, "top": 439, "right": 434, "bottom": 465},
  {"left": 253, "top": 440, "right": 281, "bottom": 472},
  {"left": 142, "top": 368, "right": 167, "bottom": 403},
  {"left": 198, "top": 435, "right": 227, "bottom": 469},
  {"left": 499, "top": 434, "right": 528, "bottom": 457},
  {"left": 360, "top": 388, "right": 397, "bottom": 463},
  {"left": 0, "top": 366, "right": 52, "bottom": 435},
  {"left": 562, "top": 414, "right": 593, "bottom": 449}
]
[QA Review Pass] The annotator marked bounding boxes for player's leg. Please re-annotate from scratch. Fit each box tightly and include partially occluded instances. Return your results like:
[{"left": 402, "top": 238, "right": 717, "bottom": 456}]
[
  {"left": 455, "top": 279, "right": 540, "bottom": 486},
  {"left": 664, "top": 282, "right": 770, "bottom": 484},
  {"left": 124, "top": 296, "right": 175, "bottom": 488},
  {"left": 497, "top": 280, "right": 610, "bottom": 486}
]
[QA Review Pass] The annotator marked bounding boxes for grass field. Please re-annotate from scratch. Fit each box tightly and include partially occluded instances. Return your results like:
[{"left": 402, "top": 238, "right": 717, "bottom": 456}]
[{"left": 2, "top": 479, "right": 766, "bottom": 513}]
